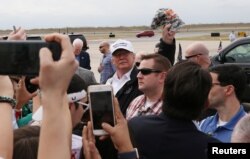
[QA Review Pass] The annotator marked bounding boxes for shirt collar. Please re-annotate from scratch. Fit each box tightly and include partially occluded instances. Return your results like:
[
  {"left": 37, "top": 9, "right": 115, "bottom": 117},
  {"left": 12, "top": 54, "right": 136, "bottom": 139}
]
[
  {"left": 113, "top": 66, "right": 133, "bottom": 81},
  {"left": 212, "top": 105, "right": 246, "bottom": 130}
]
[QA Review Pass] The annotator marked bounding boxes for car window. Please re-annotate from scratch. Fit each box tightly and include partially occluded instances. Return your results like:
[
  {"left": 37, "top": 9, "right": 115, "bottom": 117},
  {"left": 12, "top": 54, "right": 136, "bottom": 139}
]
[{"left": 225, "top": 43, "right": 250, "bottom": 63}]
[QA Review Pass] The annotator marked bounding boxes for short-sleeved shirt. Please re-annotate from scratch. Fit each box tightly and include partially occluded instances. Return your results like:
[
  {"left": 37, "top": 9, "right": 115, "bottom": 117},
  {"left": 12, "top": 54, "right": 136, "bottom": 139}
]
[
  {"left": 126, "top": 95, "right": 162, "bottom": 120},
  {"left": 100, "top": 53, "right": 115, "bottom": 84},
  {"left": 199, "top": 105, "right": 246, "bottom": 142}
]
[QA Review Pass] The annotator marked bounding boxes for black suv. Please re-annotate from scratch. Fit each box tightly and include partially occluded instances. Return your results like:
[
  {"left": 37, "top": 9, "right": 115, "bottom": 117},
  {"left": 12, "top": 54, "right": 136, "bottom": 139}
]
[
  {"left": 68, "top": 34, "right": 89, "bottom": 50},
  {"left": 211, "top": 37, "right": 250, "bottom": 103},
  {"left": 26, "top": 36, "right": 42, "bottom": 40}
]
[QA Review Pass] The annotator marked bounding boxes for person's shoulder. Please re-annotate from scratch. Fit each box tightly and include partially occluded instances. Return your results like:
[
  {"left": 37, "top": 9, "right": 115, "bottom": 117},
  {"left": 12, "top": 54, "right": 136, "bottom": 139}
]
[
  {"left": 132, "top": 94, "right": 145, "bottom": 101},
  {"left": 107, "top": 52, "right": 112, "bottom": 57},
  {"left": 198, "top": 128, "right": 221, "bottom": 142},
  {"left": 105, "top": 75, "right": 115, "bottom": 85},
  {"left": 196, "top": 129, "right": 221, "bottom": 143},
  {"left": 199, "top": 115, "right": 216, "bottom": 128},
  {"left": 77, "top": 67, "right": 92, "bottom": 73},
  {"left": 130, "top": 67, "right": 139, "bottom": 78},
  {"left": 80, "top": 51, "right": 90, "bottom": 56},
  {"left": 127, "top": 95, "right": 145, "bottom": 109},
  {"left": 128, "top": 114, "right": 161, "bottom": 127}
]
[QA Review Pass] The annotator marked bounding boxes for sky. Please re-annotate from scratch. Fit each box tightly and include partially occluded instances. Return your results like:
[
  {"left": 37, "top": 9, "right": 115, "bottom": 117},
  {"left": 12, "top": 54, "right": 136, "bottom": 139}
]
[{"left": 0, "top": 0, "right": 249, "bottom": 29}]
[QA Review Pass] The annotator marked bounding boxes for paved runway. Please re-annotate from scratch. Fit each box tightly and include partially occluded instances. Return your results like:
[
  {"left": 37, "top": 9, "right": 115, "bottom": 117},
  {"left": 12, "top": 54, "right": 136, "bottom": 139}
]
[{"left": 87, "top": 35, "right": 231, "bottom": 82}]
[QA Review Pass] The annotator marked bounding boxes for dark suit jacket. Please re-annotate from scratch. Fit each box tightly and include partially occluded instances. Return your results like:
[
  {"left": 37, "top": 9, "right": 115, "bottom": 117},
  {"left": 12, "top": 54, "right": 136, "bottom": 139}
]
[
  {"left": 115, "top": 66, "right": 143, "bottom": 116},
  {"left": 128, "top": 113, "right": 220, "bottom": 159},
  {"left": 157, "top": 38, "right": 176, "bottom": 65},
  {"left": 75, "top": 67, "right": 97, "bottom": 87},
  {"left": 78, "top": 50, "right": 91, "bottom": 70}
]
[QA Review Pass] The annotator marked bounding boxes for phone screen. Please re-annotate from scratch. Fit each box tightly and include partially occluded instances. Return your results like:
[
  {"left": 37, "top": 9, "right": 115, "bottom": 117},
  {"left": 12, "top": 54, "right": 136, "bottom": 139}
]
[
  {"left": 90, "top": 91, "right": 114, "bottom": 130},
  {"left": 0, "top": 40, "right": 61, "bottom": 75}
]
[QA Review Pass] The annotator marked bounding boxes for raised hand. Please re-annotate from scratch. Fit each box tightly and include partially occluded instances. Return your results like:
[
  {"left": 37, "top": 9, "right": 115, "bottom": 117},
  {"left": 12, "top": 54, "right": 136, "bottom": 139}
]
[
  {"left": 82, "top": 122, "right": 102, "bottom": 159},
  {"left": 162, "top": 24, "right": 176, "bottom": 44}
]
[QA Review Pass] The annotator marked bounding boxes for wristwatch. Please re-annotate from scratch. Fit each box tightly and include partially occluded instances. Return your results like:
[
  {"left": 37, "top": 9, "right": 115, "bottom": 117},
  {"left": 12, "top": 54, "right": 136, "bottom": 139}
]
[
  {"left": 118, "top": 148, "right": 139, "bottom": 159},
  {"left": 0, "top": 96, "right": 16, "bottom": 108}
]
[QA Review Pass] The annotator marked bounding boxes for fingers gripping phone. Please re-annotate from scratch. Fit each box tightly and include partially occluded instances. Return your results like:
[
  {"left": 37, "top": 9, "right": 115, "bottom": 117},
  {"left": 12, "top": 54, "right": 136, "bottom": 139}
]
[
  {"left": 88, "top": 85, "right": 115, "bottom": 136},
  {"left": 0, "top": 40, "right": 61, "bottom": 75}
]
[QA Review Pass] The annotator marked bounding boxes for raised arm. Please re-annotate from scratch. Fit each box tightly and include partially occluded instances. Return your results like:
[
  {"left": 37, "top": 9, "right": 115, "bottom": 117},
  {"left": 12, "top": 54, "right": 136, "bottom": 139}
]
[
  {"left": 35, "top": 33, "right": 78, "bottom": 159},
  {"left": 157, "top": 24, "right": 176, "bottom": 65},
  {"left": 0, "top": 76, "right": 15, "bottom": 159}
]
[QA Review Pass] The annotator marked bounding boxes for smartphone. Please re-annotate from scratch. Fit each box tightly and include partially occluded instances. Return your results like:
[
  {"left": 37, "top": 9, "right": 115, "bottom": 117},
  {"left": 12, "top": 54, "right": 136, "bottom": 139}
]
[
  {"left": 9, "top": 75, "right": 38, "bottom": 93},
  {"left": 25, "top": 76, "right": 38, "bottom": 93},
  {"left": 0, "top": 40, "right": 61, "bottom": 75},
  {"left": 88, "top": 85, "right": 115, "bottom": 136}
]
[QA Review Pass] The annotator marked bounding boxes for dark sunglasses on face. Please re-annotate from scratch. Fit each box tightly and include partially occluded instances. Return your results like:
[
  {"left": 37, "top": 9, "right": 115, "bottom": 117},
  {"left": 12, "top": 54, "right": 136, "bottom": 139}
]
[
  {"left": 138, "top": 68, "right": 162, "bottom": 75},
  {"left": 185, "top": 53, "right": 203, "bottom": 59}
]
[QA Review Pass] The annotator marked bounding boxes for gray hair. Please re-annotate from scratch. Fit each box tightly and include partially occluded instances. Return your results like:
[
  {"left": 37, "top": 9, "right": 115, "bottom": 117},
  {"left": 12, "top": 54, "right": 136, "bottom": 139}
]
[{"left": 231, "top": 114, "right": 250, "bottom": 143}]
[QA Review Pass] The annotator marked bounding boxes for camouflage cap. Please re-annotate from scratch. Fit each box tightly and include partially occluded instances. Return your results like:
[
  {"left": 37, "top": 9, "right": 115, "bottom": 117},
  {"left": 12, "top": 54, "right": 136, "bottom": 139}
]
[{"left": 151, "top": 8, "right": 185, "bottom": 31}]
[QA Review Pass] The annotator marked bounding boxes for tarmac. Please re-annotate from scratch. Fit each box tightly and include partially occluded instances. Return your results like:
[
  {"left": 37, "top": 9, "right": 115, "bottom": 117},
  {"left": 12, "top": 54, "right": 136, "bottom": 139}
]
[{"left": 87, "top": 34, "right": 231, "bottom": 82}]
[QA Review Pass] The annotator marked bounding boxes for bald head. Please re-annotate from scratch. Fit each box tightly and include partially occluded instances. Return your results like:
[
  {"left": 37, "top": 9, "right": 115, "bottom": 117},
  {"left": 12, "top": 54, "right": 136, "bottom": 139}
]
[
  {"left": 100, "top": 41, "right": 109, "bottom": 47},
  {"left": 185, "top": 42, "right": 209, "bottom": 57},
  {"left": 99, "top": 41, "right": 110, "bottom": 54},
  {"left": 231, "top": 114, "right": 250, "bottom": 143},
  {"left": 185, "top": 42, "right": 211, "bottom": 68},
  {"left": 73, "top": 38, "right": 83, "bottom": 55}
]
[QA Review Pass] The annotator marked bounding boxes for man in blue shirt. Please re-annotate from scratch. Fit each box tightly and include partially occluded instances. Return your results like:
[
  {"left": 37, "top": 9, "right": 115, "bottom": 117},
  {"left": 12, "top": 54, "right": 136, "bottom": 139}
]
[
  {"left": 98, "top": 41, "right": 115, "bottom": 84},
  {"left": 199, "top": 65, "right": 247, "bottom": 142}
]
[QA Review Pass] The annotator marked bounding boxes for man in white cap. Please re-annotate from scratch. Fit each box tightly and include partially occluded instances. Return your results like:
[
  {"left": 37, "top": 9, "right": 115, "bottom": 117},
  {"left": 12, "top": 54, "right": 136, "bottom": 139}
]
[{"left": 106, "top": 39, "right": 143, "bottom": 116}]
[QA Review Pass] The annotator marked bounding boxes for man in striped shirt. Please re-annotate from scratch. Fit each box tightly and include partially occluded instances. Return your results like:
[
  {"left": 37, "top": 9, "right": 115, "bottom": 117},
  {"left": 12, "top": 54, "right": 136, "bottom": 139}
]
[{"left": 126, "top": 54, "right": 171, "bottom": 120}]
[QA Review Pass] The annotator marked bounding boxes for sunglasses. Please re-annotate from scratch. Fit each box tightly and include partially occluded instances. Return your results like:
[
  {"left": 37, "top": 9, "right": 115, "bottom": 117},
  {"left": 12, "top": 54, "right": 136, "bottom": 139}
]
[
  {"left": 138, "top": 68, "right": 162, "bottom": 75},
  {"left": 185, "top": 53, "right": 203, "bottom": 59}
]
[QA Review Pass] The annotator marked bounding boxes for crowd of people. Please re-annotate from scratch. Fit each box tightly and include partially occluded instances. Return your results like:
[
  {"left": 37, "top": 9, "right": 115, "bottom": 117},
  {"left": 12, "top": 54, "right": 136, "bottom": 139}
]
[{"left": 0, "top": 25, "right": 249, "bottom": 159}]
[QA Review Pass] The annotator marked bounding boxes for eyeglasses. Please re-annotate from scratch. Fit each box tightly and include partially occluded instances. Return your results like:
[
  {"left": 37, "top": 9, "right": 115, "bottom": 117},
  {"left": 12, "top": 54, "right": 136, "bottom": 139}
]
[
  {"left": 135, "top": 62, "right": 140, "bottom": 67},
  {"left": 77, "top": 101, "right": 89, "bottom": 114},
  {"left": 212, "top": 83, "right": 221, "bottom": 87},
  {"left": 138, "top": 68, "right": 162, "bottom": 75},
  {"left": 185, "top": 53, "right": 203, "bottom": 59}
]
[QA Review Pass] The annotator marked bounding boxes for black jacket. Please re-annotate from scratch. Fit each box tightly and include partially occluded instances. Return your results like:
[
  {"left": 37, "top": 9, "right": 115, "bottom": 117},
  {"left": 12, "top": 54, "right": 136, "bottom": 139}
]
[
  {"left": 157, "top": 38, "right": 176, "bottom": 65},
  {"left": 128, "top": 113, "right": 220, "bottom": 159},
  {"left": 78, "top": 50, "right": 91, "bottom": 70},
  {"left": 115, "top": 66, "right": 143, "bottom": 116}
]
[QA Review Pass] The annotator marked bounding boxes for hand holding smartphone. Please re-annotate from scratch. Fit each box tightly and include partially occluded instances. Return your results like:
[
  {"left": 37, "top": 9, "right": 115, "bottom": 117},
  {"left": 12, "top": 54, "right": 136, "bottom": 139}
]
[
  {"left": 88, "top": 85, "right": 115, "bottom": 136},
  {"left": 0, "top": 40, "right": 61, "bottom": 75}
]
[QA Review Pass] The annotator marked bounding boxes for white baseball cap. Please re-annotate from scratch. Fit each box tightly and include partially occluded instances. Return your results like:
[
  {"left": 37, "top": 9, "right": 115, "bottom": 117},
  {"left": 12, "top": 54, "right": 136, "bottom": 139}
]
[{"left": 111, "top": 39, "right": 134, "bottom": 55}]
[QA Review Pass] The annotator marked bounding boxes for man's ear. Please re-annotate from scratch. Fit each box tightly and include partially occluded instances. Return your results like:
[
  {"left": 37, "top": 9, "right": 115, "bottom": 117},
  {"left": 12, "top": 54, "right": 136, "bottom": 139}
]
[
  {"left": 204, "top": 99, "right": 209, "bottom": 109},
  {"left": 225, "top": 85, "right": 235, "bottom": 96},
  {"left": 159, "top": 72, "right": 167, "bottom": 83},
  {"left": 111, "top": 57, "right": 115, "bottom": 65},
  {"left": 132, "top": 53, "right": 135, "bottom": 60},
  {"left": 69, "top": 103, "right": 74, "bottom": 110}
]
